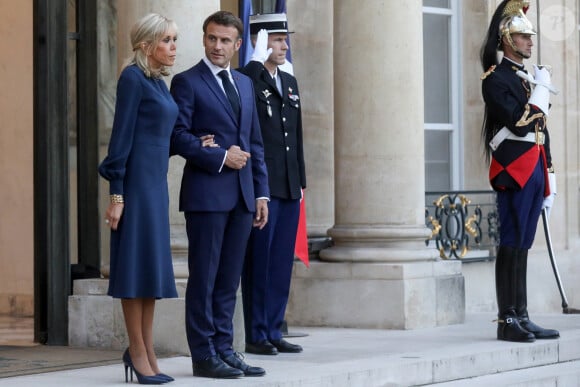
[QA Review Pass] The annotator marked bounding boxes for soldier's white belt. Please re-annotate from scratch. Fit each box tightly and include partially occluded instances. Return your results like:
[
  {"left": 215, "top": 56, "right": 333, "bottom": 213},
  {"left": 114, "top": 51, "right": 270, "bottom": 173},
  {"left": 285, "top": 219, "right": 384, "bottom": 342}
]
[{"left": 489, "top": 126, "right": 544, "bottom": 151}]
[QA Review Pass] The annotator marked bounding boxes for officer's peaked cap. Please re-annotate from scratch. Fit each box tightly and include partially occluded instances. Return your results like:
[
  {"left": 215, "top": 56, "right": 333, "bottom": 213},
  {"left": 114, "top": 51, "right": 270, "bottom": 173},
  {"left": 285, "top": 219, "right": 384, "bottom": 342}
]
[{"left": 249, "top": 13, "right": 291, "bottom": 35}]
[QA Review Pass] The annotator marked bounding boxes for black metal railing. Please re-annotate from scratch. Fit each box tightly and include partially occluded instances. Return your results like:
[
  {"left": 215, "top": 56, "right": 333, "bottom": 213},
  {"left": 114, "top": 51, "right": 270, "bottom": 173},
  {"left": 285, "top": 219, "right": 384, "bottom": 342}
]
[{"left": 425, "top": 190, "right": 499, "bottom": 261}]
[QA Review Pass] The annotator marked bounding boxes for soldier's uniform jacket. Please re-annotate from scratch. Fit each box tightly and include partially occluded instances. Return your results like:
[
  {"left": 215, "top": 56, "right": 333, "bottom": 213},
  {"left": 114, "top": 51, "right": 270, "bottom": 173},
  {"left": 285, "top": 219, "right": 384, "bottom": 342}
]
[
  {"left": 481, "top": 57, "right": 552, "bottom": 194},
  {"left": 239, "top": 60, "right": 306, "bottom": 200}
]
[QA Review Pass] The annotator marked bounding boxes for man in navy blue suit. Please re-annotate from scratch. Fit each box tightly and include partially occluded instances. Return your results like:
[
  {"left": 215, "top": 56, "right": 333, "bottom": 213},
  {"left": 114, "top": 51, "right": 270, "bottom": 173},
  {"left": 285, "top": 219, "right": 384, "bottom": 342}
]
[{"left": 170, "top": 10, "right": 270, "bottom": 379}]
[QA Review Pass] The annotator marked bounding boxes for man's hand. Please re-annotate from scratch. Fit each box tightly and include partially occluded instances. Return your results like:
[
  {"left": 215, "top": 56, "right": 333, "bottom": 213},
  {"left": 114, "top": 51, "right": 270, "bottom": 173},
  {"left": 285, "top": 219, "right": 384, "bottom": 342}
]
[
  {"left": 529, "top": 64, "right": 552, "bottom": 115},
  {"left": 224, "top": 145, "right": 251, "bottom": 169},
  {"left": 542, "top": 172, "right": 557, "bottom": 218},
  {"left": 251, "top": 29, "right": 272, "bottom": 64},
  {"left": 253, "top": 199, "right": 268, "bottom": 229},
  {"left": 534, "top": 65, "right": 552, "bottom": 86}
]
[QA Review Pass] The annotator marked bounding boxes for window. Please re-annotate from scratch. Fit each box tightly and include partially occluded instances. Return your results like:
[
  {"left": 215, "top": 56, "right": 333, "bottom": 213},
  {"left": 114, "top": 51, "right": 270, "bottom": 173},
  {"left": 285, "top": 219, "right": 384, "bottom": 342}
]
[
  {"left": 423, "top": 0, "right": 462, "bottom": 191},
  {"left": 252, "top": 0, "right": 276, "bottom": 13}
]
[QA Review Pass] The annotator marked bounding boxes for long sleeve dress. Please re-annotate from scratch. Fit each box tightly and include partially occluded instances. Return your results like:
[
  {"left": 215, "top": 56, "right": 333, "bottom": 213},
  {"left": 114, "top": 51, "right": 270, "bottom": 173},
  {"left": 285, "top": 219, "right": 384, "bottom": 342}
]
[{"left": 99, "top": 64, "right": 178, "bottom": 299}]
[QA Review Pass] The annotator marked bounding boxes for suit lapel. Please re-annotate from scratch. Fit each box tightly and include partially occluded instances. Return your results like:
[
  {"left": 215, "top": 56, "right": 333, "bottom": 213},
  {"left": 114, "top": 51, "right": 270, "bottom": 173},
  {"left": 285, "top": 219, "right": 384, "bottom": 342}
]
[
  {"left": 232, "top": 71, "right": 247, "bottom": 127},
  {"left": 279, "top": 73, "right": 288, "bottom": 101},
  {"left": 198, "top": 60, "right": 238, "bottom": 124},
  {"left": 260, "top": 70, "right": 281, "bottom": 97}
]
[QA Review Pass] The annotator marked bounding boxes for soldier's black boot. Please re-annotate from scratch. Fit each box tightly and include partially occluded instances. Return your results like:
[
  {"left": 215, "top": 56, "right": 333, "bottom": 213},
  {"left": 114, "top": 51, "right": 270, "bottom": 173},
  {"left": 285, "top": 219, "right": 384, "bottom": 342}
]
[
  {"left": 516, "top": 249, "right": 560, "bottom": 339},
  {"left": 496, "top": 245, "right": 535, "bottom": 342}
]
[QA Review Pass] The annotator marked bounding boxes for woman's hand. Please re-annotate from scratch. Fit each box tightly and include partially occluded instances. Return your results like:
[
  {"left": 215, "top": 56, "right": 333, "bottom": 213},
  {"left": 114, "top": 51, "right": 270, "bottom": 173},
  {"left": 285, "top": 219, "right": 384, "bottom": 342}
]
[
  {"left": 105, "top": 203, "right": 124, "bottom": 231},
  {"left": 200, "top": 134, "right": 219, "bottom": 148}
]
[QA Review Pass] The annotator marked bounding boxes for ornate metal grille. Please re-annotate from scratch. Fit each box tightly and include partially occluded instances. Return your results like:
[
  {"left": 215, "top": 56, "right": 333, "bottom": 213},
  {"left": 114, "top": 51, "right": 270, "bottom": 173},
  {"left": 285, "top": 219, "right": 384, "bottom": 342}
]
[{"left": 425, "top": 190, "right": 499, "bottom": 261}]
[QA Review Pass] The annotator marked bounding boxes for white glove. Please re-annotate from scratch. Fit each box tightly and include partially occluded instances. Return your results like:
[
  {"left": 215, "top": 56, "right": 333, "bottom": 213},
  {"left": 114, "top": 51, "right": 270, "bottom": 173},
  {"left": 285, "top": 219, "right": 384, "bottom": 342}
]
[
  {"left": 250, "top": 29, "right": 272, "bottom": 64},
  {"left": 516, "top": 69, "right": 559, "bottom": 94},
  {"left": 528, "top": 65, "right": 551, "bottom": 116},
  {"left": 534, "top": 65, "right": 552, "bottom": 84},
  {"left": 542, "top": 172, "right": 557, "bottom": 218}
]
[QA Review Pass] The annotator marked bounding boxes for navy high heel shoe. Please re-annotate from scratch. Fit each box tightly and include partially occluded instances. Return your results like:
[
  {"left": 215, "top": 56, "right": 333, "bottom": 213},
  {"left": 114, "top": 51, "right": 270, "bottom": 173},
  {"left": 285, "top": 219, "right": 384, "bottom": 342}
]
[
  {"left": 156, "top": 373, "right": 174, "bottom": 382},
  {"left": 122, "top": 349, "right": 167, "bottom": 385}
]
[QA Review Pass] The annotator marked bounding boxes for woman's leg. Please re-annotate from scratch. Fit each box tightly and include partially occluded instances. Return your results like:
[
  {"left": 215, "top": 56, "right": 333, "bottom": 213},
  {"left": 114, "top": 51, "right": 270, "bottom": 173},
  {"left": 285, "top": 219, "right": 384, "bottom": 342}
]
[
  {"left": 141, "top": 298, "right": 162, "bottom": 374},
  {"left": 121, "top": 298, "right": 156, "bottom": 376}
]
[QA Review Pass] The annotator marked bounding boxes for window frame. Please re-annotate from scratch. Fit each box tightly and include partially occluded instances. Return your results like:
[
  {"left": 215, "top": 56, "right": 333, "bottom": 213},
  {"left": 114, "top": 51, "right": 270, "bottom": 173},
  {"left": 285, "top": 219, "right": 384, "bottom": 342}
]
[{"left": 423, "top": 1, "right": 464, "bottom": 190}]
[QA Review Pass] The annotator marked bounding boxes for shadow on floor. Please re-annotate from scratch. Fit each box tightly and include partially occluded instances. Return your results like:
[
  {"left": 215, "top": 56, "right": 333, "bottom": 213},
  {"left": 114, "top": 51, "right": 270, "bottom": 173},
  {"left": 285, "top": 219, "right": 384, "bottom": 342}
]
[{"left": 0, "top": 345, "right": 124, "bottom": 378}]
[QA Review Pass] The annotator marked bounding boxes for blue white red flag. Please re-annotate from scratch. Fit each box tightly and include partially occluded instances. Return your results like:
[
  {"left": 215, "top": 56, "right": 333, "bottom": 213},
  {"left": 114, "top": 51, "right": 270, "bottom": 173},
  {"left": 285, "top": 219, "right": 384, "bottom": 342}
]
[{"left": 239, "top": 0, "right": 254, "bottom": 67}]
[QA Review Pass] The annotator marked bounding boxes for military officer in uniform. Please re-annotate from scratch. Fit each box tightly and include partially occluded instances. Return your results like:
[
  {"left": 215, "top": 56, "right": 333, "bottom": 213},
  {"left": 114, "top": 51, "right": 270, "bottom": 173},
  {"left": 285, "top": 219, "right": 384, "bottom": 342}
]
[
  {"left": 239, "top": 13, "right": 306, "bottom": 355},
  {"left": 480, "top": 0, "right": 559, "bottom": 342}
]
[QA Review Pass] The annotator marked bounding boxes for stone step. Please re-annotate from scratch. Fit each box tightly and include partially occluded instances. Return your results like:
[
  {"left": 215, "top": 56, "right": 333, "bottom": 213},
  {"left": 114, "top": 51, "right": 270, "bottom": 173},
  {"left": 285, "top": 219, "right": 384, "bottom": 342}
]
[
  {"left": 67, "top": 277, "right": 580, "bottom": 387},
  {"left": 8, "top": 324, "right": 580, "bottom": 386},
  {"left": 69, "top": 279, "right": 244, "bottom": 354},
  {"left": 432, "top": 360, "right": 580, "bottom": 386}
]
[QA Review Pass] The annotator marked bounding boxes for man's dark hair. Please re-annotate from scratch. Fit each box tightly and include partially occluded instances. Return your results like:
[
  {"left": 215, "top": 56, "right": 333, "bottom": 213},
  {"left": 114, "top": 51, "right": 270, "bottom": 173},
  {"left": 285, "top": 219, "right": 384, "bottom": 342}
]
[{"left": 203, "top": 10, "right": 244, "bottom": 39}]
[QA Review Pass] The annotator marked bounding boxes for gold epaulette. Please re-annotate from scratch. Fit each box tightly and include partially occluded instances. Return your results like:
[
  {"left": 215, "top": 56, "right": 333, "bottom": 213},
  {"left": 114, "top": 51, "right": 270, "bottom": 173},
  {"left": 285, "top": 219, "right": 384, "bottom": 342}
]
[{"left": 481, "top": 65, "right": 496, "bottom": 80}]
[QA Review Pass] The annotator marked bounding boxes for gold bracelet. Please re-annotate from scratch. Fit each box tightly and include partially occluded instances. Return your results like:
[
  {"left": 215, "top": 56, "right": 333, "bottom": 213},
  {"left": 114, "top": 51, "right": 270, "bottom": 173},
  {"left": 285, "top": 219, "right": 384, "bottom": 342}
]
[{"left": 110, "top": 194, "right": 124, "bottom": 204}]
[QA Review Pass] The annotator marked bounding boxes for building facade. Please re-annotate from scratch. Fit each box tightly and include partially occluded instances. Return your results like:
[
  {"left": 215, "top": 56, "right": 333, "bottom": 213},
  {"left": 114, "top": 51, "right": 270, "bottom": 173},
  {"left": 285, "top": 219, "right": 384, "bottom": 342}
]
[{"left": 1, "top": 0, "right": 579, "bottom": 345}]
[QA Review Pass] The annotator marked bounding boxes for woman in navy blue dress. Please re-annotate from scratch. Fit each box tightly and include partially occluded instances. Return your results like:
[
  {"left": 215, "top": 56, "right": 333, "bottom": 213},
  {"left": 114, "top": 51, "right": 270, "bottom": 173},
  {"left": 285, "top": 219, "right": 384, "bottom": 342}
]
[{"left": 99, "top": 13, "right": 216, "bottom": 384}]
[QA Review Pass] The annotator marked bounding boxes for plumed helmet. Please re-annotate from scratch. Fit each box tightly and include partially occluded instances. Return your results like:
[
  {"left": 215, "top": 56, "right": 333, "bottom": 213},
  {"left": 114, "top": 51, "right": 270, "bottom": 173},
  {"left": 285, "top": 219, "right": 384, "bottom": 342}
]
[{"left": 499, "top": 0, "right": 536, "bottom": 38}]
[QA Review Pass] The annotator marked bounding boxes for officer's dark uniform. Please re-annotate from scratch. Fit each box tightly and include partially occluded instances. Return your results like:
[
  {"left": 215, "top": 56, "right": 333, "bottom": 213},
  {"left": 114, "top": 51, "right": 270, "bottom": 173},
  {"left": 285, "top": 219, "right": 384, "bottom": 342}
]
[
  {"left": 240, "top": 61, "right": 305, "bottom": 200},
  {"left": 481, "top": 0, "right": 559, "bottom": 343},
  {"left": 482, "top": 58, "right": 551, "bottom": 252},
  {"left": 482, "top": 58, "right": 551, "bottom": 200},
  {"left": 239, "top": 59, "right": 306, "bottom": 348}
]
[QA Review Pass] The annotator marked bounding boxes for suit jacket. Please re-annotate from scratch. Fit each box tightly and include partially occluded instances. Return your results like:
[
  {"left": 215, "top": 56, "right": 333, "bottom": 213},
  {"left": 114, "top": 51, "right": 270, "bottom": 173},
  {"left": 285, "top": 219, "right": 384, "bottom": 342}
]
[
  {"left": 238, "top": 61, "right": 306, "bottom": 200},
  {"left": 170, "top": 59, "right": 269, "bottom": 212},
  {"left": 481, "top": 58, "right": 551, "bottom": 192}
]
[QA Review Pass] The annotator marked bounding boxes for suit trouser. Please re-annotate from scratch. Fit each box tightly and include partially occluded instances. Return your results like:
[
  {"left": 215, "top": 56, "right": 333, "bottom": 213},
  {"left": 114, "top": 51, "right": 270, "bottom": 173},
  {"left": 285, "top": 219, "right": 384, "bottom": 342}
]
[
  {"left": 184, "top": 200, "right": 253, "bottom": 361},
  {"left": 242, "top": 198, "right": 300, "bottom": 343}
]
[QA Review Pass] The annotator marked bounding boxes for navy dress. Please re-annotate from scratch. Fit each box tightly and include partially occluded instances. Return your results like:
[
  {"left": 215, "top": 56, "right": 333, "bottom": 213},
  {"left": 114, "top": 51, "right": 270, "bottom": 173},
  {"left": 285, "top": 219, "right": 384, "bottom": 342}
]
[{"left": 99, "top": 64, "right": 178, "bottom": 299}]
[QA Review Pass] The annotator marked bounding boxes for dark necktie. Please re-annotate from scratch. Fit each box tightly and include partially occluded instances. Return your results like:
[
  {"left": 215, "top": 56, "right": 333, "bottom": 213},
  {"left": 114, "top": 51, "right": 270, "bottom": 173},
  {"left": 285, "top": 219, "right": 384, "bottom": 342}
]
[{"left": 218, "top": 70, "right": 240, "bottom": 120}]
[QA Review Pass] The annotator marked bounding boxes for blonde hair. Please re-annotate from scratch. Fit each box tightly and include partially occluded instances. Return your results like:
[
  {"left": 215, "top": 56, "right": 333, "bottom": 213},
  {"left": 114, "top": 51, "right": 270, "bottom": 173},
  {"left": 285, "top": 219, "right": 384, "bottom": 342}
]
[{"left": 126, "top": 13, "right": 177, "bottom": 78}]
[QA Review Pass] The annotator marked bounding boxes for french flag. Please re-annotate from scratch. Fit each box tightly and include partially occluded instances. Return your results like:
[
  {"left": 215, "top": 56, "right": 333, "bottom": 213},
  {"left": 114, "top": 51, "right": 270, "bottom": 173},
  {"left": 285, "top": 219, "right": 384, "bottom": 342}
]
[{"left": 239, "top": 0, "right": 308, "bottom": 267}]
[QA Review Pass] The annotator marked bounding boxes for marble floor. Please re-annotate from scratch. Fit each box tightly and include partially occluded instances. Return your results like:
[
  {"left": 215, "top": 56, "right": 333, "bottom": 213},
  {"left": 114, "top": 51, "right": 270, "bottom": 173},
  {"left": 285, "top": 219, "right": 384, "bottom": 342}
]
[{"left": 0, "top": 316, "right": 35, "bottom": 346}]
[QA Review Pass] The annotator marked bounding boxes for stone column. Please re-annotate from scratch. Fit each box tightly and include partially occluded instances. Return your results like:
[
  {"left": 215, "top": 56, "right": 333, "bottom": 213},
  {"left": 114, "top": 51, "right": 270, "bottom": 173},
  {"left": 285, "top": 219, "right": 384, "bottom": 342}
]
[
  {"left": 286, "top": 0, "right": 464, "bottom": 329},
  {"left": 287, "top": 0, "right": 335, "bottom": 238},
  {"left": 324, "top": 0, "right": 431, "bottom": 262}
]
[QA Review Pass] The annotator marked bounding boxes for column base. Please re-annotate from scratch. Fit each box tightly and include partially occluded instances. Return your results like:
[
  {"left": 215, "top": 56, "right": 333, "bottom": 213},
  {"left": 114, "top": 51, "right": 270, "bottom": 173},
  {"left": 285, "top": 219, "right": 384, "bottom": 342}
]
[
  {"left": 286, "top": 260, "right": 465, "bottom": 329},
  {"left": 320, "top": 225, "right": 437, "bottom": 262}
]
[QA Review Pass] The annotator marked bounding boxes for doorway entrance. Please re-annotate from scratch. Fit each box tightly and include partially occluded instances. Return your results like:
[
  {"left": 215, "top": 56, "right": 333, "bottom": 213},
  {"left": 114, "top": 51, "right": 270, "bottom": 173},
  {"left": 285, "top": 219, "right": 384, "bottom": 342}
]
[{"left": 33, "top": 0, "right": 100, "bottom": 345}]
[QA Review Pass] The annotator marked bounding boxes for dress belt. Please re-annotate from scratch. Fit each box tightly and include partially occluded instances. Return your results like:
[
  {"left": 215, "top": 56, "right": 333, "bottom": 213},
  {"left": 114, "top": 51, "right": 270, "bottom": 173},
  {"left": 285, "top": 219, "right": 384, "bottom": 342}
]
[{"left": 489, "top": 126, "right": 545, "bottom": 151}]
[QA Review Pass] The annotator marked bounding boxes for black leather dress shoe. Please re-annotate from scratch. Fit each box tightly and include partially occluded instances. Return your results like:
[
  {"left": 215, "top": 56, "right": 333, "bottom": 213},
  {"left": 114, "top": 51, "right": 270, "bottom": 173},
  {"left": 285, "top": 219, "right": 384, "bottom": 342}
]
[
  {"left": 192, "top": 355, "right": 243, "bottom": 378},
  {"left": 520, "top": 318, "right": 560, "bottom": 339},
  {"left": 245, "top": 340, "right": 278, "bottom": 355},
  {"left": 271, "top": 338, "right": 303, "bottom": 353},
  {"left": 220, "top": 352, "right": 266, "bottom": 377}
]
